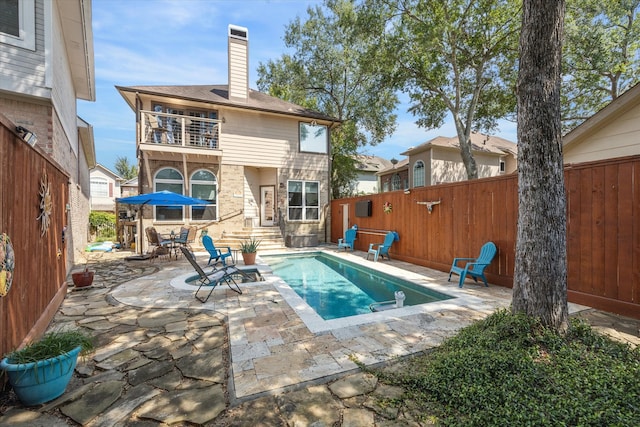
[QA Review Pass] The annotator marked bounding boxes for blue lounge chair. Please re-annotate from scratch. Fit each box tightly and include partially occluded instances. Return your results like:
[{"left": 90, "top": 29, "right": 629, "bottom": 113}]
[
  {"left": 448, "top": 242, "right": 497, "bottom": 288},
  {"left": 202, "top": 235, "right": 233, "bottom": 266},
  {"left": 337, "top": 228, "right": 357, "bottom": 251},
  {"left": 180, "top": 247, "right": 246, "bottom": 303},
  {"left": 366, "top": 231, "right": 398, "bottom": 262}
]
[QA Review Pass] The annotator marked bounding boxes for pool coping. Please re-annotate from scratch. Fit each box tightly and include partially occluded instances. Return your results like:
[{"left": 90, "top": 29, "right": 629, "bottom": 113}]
[{"left": 260, "top": 249, "right": 491, "bottom": 334}]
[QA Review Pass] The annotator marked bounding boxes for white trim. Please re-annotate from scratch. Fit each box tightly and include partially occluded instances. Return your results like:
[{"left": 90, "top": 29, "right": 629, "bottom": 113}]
[{"left": 0, "top": 0, "right": 35, "bottom": 51}]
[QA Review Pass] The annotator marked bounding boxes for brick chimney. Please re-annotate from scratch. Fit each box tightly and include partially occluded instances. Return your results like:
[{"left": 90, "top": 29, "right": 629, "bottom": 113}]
[{"left": 228, "top": 25, "right": 249, "bottom": 102}]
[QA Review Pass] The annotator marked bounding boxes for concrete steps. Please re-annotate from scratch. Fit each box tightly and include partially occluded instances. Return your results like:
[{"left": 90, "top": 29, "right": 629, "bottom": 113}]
[{"left": 193, "top": 226, "right": 286, "bottom": 251}]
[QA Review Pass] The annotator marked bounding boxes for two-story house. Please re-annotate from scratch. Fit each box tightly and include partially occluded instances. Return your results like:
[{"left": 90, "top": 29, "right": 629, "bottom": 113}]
[
  {"left": 352, "top": 155, "right": 392, "bottom": 194},
  {"left": 89, "top": 164, "right": 122, "bottom": 212},
  {"left": 116, "top": 25, "right": 338, "bottom": 252},
  {"left": 0, "top": 0, "right": 96, "bottom": 266},
  {"left": 378, "top": 132, "right": 517, "bottom": 191}
]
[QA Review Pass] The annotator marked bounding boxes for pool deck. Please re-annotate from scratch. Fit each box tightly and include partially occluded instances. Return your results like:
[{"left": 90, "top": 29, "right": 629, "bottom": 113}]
[{"left": 110, "top": 247, "right": 586, "bottom": 403}]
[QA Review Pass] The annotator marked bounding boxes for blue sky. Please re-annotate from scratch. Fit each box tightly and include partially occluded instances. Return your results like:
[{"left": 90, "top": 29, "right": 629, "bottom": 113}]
[{"left": 78, "top": 0, "right": 517, "bottom": 174}]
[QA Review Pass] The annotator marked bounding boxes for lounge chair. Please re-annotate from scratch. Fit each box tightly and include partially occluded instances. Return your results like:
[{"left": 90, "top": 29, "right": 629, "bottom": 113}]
[
  {"left": 180, "top": 247, "right": 245, "bottom": 303},
  {"left": 366, "top": 231, "right": 398, "bottom": 262},
  {"left": 448, "top": 242, "right": 497, "bottom": 288},
  {"left": 337, "top": 228, "right": 356, "bottom": 251},
  {"left": 202, "top": 235, "right": 233, "bottom": 266}
]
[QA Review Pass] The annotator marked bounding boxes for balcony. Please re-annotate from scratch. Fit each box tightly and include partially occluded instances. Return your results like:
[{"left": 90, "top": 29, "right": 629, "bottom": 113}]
[{"left": 139, "top": 110, "right": 222, "bottom": 161}]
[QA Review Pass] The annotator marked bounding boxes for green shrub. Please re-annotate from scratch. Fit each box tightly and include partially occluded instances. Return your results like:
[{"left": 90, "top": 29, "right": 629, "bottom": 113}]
[{"left": 372, "top": 309, "right": 640, "bottom": 426}]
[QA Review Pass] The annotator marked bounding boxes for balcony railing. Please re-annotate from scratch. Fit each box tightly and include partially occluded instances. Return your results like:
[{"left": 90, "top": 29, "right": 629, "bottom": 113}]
[{"left": 140, "top": 110, "right": 221, "bottom": 150}]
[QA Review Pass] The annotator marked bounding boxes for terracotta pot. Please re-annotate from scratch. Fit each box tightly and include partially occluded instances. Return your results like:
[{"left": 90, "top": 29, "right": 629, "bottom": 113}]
[
  {"left": 71, "top": 271, "right": 94, "bottom": 288},
  {"left": 241, "top": 252, "right": 257, "bottom": 265}
]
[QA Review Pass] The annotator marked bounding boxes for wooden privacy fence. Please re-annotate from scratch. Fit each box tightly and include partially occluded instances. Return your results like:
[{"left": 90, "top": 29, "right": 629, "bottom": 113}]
[
  {"left": 0, "top": 117, "right": 69, "bottom": 360},
  {"left": 332, "top": 155, "right": 640, "bottom": 319}
]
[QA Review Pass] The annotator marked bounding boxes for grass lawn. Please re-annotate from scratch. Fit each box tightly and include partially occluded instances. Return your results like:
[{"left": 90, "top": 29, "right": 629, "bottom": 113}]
[{"left": 372, "top": 309, "right": 640, "bottom": 426}]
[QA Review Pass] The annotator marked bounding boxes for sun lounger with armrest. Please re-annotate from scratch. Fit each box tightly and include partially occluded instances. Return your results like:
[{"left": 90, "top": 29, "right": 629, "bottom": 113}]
[{"left": 180, "top": 247, "right": 247, "bottom": 303}]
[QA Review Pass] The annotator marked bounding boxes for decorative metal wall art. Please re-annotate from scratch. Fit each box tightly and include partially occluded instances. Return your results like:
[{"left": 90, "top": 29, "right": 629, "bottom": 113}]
[{"left": 37, "top": 169, "right": 53, "bottom": 236}]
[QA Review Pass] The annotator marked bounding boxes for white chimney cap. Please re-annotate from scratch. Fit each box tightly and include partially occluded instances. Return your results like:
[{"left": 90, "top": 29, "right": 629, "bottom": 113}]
[{"left": 228, "top": 25, "right": 249, "bottom": 41}]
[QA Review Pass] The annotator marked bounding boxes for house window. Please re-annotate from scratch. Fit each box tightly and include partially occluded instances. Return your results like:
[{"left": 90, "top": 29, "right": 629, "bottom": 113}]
[
  {"left": 190, "top": 169, "right": 217, "bottom": 221},
  {"left": 90, "top": 178, "right": 108, "bottom": 197},
  {"left": 288, "top": 180, "right": 319, "bottom": 221},
  {"left": 500, "top": 160, "right": 506, "bottom": 173},
  {"left": 0, "top": 0, "right": 35, "bottom": 50},
  {"left": 413, "top": 161, "right": 425, "bottom": 187},
  {"left": 391, "top": 173, "right": 402, "bottom": 191},
  {"left": 154, "top": 168, "right": 184, "bottom": 221},
  {"left": 299, "top": 122, "right": 328, "bottom": 154}
]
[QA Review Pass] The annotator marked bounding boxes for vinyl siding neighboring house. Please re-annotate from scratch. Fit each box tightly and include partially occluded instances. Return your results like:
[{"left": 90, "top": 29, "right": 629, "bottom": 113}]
[
  {"left": 90, "top": 164, "right": 122, "bottom": 212},
  {"left": 353, "top": 155, "right": 392, "bottom": 194},
  {"left": 0, "top": 0, "right": 96, "bottom": 268},
  {"left": 116, "top": 25, "right": 339, "bottom": 252},
  {"left": 563, "top": 82, "right": 640, "bottom": 164}
]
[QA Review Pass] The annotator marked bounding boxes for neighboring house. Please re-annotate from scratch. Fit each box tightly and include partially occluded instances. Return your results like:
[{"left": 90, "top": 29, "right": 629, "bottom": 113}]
[
  {"left": 116, "top": 25, "right": 338, "bottom": 251},
  {"left": 0, "top": 0, "right": 96, "bottom": 266},
  {"left": 563, "top": 82, "right": 640, "bottom": 164},
  {"left": 120, "top": 177, "right": 138, "bottom": 198},
  {"left": 398, "top": 132, "right": 517, "bottom": 189},
  {"left": 89, "top": 164, "right": 122, "bottom": 212},
  {"left": 352, "top": 155, "right": 392, "bottom": 194},
  {"left": 378, "top": 158, "right": 410, "bottom": 192}
]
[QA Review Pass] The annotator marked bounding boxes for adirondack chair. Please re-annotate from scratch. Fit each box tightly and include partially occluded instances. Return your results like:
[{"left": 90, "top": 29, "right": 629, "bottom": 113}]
[
  {"left": 202, "top": 235, "right": 234, "bottom": 266},
  {"left": 448, "top": 242, "right": 497, "bottom": 288},
  {"left": 337, "top": 228, "right": 357, "bottom": 251},
  {"left": 366, "top": 231, "right": 398, "bottom": 262}
]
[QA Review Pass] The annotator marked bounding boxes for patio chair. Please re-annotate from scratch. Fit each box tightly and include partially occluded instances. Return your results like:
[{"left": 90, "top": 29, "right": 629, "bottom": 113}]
[
  {"left": 180, "top": 247, "right": 245, "bottom": 303},
  {"left": 337, "top": 228, "right": 357, "bottom": 252},
  {"left": 145, "top": 227, "right": 172, "bottom": 261},
  {"left": 366, "top": 231, "right": 398, "bottom": 262},
  {"left": 448, "top": 242, "right": 497, "bottom": 288},
  {"left": 202, "top": 235, "right": 233, "bottom": 266},
  {"left": 174, "top": 226, "right": 196, "bottom": 249}
]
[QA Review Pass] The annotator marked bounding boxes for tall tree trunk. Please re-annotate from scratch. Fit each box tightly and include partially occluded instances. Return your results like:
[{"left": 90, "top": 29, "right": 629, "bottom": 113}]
[{"left": 513, "top": 0, "right": 568, "bottom": 330}]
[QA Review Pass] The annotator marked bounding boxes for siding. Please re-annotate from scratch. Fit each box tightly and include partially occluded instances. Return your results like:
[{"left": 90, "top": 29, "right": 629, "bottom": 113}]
[
  {"left": 220, "top": 109, "right": 329, "bottom": 171},
  {"left": 564, "top": 106, "right": 640, "bottom": 164},
  {"left": 0, "top": 0, "right": 48, "bottom": 97},
  {"left": 228, "top": 38, "right": 248, "bottom": 100}
]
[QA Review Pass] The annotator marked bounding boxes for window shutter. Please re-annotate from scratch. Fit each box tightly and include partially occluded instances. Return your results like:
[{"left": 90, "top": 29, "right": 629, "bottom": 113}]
[{"left": 109, "top": 182, "right": 113, "bottom": 197}]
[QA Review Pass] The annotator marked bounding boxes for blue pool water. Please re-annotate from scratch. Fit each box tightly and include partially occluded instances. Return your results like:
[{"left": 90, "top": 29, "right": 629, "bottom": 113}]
[{"left": 263, "top": 252, "right": 453, "bottom": 320}]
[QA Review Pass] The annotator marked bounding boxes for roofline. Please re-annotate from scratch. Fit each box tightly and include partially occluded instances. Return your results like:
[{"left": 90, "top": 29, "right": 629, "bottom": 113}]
[
  {"left": 563, "top": 82, "right": 640, "bottom": 149},
  {"left": 116, "top": 85, "right": 341, "bottom": 125}
]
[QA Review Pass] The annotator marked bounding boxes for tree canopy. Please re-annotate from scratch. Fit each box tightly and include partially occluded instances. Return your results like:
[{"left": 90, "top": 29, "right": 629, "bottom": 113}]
[
  {"left": 257, "top": 0, "right": 398, "bottom": 198},
  {"left": 358, "top": 0, "right": 521, "bottom": 179},
  {"left": 563, "top": 0, "right": 640, "bottom": 131},
  {"left": 114, "top": 156, "right": 137, "bottom": 180}
]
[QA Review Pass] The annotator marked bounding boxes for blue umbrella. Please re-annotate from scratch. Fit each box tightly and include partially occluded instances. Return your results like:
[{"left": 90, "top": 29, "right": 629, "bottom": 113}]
[
  {"left": 116, "top": 190, "right": 209, "bottom": 206},
  {"left": 116, "top": 191, "right": 208, "bottom": 255}
]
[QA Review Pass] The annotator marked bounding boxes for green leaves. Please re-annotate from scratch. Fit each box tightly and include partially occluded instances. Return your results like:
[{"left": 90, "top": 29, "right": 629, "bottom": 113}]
[
  {"left": 257, "top": 0, "right": 398, "bottom": 197},
  {"left": 372, "top": 310, "right": 640, "bottom": 426}
]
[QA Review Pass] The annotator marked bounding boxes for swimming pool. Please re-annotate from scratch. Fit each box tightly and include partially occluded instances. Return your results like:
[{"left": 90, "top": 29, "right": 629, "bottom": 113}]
[{"left": 262, "top": 252, "right": 453, "bottom": 320}]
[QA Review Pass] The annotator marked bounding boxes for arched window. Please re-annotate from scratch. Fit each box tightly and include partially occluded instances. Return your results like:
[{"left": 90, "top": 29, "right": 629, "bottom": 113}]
[
  {"left": 391, "top": 173, "right": 402, "bottom": 191},
  {"left": 190, "top": 169, "right": 217, "bottom": 221},
  {"left": 413, "top": 160, "right": 425, "bottom": 187},
  {"left": 154, "top": 168, "right": 184, "bottom": 221}
]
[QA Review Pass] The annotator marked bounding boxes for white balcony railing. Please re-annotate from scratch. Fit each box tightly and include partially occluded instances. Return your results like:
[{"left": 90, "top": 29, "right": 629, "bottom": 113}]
[{"left": 140, "top": 110, "right": 221, "bottom": 150}]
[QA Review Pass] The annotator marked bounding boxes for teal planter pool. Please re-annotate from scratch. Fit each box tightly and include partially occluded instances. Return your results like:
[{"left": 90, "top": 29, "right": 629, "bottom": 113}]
[{"left": 0, "top": 345, "right": 81, "bottom": 406}]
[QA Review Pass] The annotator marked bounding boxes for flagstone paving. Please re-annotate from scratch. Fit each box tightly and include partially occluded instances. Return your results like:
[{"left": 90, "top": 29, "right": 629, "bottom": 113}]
[{"left": 0, "top": 249, "right": 638, "bottom": 426}]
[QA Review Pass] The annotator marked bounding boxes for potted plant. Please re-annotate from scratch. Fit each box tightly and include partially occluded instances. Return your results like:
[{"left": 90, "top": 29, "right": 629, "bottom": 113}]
[
  {"left": 239, "top": 236, "right": 261, "bottom": 265},
  {"left": 71, "top": 253, "right": 94, "bottom": 288},
  {"left": 0, "top": 330, "right": 94, "bottom": 406}
]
